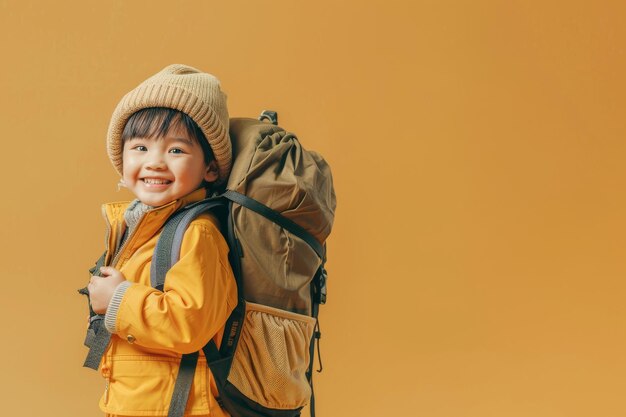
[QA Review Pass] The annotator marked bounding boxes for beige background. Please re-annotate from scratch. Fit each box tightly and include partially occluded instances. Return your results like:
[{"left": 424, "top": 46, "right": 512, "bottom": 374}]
[{"left": 1, "top": 1, "right": 625, "bottom": 416}]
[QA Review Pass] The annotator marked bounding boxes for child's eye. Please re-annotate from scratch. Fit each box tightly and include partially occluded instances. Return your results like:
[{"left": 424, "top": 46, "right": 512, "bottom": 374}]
[
  {"left": 169, "top": 148, "right": 185, "bottom": 154},
  {"left": 132, "top": 145, "right": 148, "bottom": 152}
]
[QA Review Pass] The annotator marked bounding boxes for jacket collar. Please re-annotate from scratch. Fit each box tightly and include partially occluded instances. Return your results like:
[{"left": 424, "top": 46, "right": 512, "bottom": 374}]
[{"left": 101, "top": 187, "right": 208, "bottom": 260}]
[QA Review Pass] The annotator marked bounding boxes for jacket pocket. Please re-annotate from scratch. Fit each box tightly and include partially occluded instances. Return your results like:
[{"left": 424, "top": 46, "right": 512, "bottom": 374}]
[
  {"left": 104, "top": 355, "right": 208, "bottom": 415},
  {"left": 228, "top": 302, "right": 316, "bottom": 410}
]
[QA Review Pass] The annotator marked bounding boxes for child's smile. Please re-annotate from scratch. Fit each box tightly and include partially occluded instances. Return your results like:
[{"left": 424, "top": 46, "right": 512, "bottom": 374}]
[
  {"left": 140, "top": 177, "right": 173, "bottom": 189},
  {"left": 142, "top": 178, "right": 172, "bottom": 185},
  {"left": 121, "top": 122, "right": 216, "bottom": 207}
]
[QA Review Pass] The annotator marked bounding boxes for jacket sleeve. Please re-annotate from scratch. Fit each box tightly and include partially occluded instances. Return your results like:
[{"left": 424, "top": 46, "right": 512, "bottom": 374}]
[{"left": 105, "top": 219, "right": 237, "bottom": 354}]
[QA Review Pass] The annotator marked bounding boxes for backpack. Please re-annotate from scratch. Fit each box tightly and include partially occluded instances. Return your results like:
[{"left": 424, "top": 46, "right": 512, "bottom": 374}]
[{"left": 81, "top": 110, "right": 336, "bottom": 417}]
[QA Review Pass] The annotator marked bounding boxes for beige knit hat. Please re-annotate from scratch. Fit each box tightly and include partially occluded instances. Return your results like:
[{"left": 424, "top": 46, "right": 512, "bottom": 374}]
[{"left": 107, "top": 64, "right": 231, "bottom": 182}]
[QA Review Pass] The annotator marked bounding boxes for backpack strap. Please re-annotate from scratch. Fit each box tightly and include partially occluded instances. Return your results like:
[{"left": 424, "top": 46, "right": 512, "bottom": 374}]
[
  {"left": 80, "top": 251, "right": 113, "bottom": 370},
  {"left": 307, "top": 264, "right": 327, "bottom": 417},
  {"left": 168, "top": 351, "right": 200, "bottom": 417},
  {"left": 151, "top": 198, "right": 226, "bottom": 290},
  {"left": 82, "top": 320, "right": 111, "bottom": 369},
  {"left": 150, "top": 197, "right": 227, "bottom": 417},
  {"left": 223, "top": 190, "right": 326, "bottom": 260}
]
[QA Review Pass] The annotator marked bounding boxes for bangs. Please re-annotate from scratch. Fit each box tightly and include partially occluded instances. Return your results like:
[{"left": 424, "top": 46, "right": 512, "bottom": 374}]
[
  {"left": 121, "top": 107, "right": 214, "bottom": 163},
  {"left": 122, "top": 108, "right": 188, "bottom": 142}
]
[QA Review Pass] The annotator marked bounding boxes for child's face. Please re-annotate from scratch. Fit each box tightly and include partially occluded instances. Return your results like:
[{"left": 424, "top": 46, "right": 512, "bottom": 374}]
[{"left": 122, "top": 121, "right": 217, "bottom": 207}]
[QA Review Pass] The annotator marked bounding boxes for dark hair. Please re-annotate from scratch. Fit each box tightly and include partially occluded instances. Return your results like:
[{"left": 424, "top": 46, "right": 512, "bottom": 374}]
[{"left": 121, "top": 107, "right": 215, "bottom": 165}]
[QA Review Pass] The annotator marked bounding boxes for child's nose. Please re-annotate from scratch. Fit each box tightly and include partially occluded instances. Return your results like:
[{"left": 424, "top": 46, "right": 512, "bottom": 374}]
[{"left": 145, "top": 154, "right": 167, "bottom": 170}]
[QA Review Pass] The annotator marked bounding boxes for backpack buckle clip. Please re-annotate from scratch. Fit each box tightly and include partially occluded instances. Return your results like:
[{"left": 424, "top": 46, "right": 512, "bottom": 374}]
[{"left": 314, "top": 267, "right": 327, "bottom": 305}]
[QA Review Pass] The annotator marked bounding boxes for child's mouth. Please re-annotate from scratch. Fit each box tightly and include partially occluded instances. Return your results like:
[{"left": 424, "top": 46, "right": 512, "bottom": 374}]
[{"left": 142, "top": 178, "right": 172, "bottom": 187}]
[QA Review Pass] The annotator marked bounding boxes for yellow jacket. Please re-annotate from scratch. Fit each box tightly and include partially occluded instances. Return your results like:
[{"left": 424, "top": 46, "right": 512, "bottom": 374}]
[{"left": 96, "top": 188, "right": 237, "bottom": 416}]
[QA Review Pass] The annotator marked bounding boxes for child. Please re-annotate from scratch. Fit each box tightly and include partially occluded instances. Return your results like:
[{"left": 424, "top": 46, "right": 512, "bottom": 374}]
[{"left": 86, "top": 64, "right": 237, "bottom": 417}]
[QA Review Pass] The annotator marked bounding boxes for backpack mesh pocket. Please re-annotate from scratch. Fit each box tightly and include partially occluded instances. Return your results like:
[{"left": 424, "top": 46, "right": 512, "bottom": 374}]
[{"left": 228, "top": 302, "right": 316, "bottom": 410}]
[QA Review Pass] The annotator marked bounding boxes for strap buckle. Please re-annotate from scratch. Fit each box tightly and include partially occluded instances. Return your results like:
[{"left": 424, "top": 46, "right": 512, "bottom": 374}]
[
  {"left": 258, "top": 110, "right": 278, "bottom": 125},
  {"left": 314, "top": 267, "right": 327, "bottom": 305}
]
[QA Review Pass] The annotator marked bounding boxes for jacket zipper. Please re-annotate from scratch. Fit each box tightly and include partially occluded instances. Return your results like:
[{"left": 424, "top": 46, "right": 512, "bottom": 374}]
[
  {"left": 101, "top": 206, "right": 112, "bottom": 266},
  {"left": 101, "top": 198, "right": 181, "bottom": 268},
  {"left": 99, "top": 207, "right": 141, "bottom": 407},
  {"left": 101, "top": 363, "right": 112, "bottom": 404},
  {"left": 104, "top": 377, "right": 110, "bottom": 403},
  {"left": 99, "top": 204, "right": 152, "bottom": 408}
]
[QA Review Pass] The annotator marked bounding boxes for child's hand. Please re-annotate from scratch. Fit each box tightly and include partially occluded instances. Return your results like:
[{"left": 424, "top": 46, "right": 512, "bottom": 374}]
[{"left": 88, "top": 266, "right": 126, "bottom": 314}]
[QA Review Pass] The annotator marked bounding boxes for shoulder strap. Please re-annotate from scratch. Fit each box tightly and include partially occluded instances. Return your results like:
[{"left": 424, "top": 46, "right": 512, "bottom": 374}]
[
  {"left": 150, "top": 197, "right": 226, "bottom": 417},
  {"left": 168, "top": 351, "right": 200, "bottom": 417},
  {"left": 223, "top": 190, "right": 326, "bottom": 260},
  {"left": 151, "top": 198, "right": 226, "bottom": 290}
]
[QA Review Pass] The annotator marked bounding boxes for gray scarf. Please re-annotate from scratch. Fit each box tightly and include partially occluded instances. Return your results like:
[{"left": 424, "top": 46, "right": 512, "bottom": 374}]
[{"left": 120, "top": 199, "right": 154, "bottom": 247}]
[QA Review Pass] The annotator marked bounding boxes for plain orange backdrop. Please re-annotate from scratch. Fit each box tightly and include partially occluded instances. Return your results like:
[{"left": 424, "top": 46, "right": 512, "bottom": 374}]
[{"left": 1, "top": 1, "right": 625, "bottom": 416}]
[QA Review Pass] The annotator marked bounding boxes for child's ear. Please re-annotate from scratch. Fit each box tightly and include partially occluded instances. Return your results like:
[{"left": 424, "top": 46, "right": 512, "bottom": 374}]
[{"left": 203, "top": 160, "right": 219, "bottom": 183}]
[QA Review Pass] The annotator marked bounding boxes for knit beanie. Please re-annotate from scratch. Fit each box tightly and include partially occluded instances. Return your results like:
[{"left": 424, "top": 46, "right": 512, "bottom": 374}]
[{"left": 106, "top": 64, "right": 231, "bottom": 183}]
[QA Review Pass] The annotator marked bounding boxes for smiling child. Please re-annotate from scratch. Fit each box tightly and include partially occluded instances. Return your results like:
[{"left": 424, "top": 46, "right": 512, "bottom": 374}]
[{"left": 85, "top": 64, "right": 237, "bottom": 417}]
